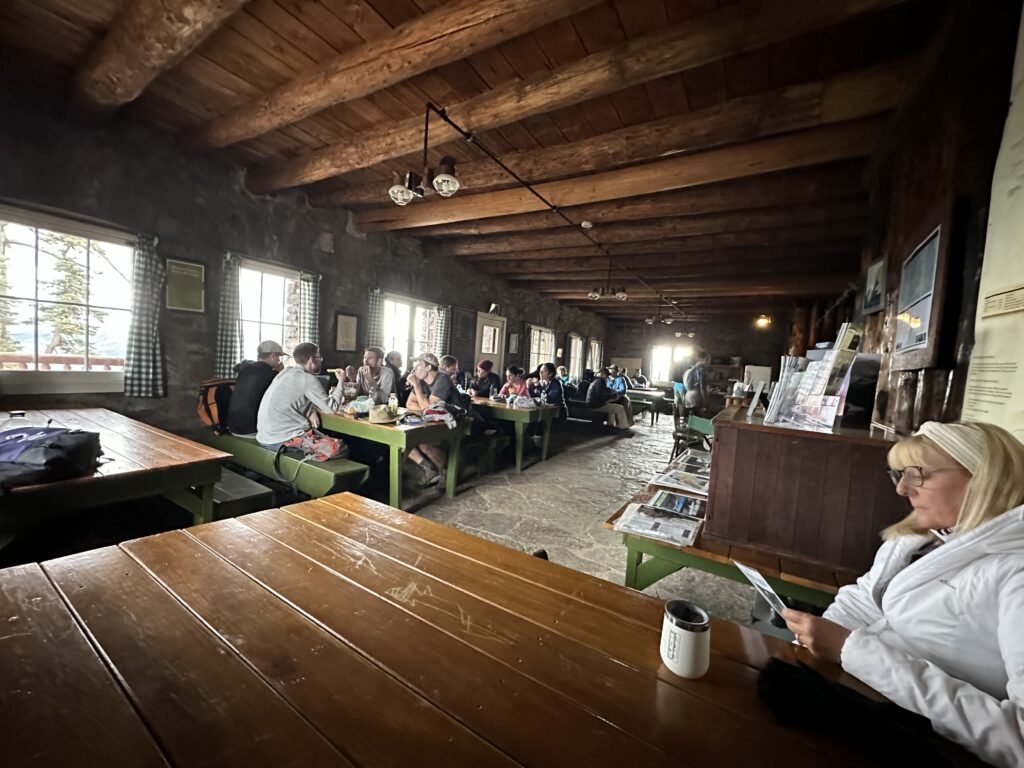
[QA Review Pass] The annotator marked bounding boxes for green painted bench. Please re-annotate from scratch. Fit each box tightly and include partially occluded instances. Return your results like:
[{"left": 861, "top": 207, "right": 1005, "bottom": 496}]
[
  {"left": 200, "top": 431, "right": 370, "bottom": 498},
  {"left": 567, "top": 399, "right": 648, "bottom": 425},
  {"left": 211, "top": 468, "right": 275, "bottom": 519},
  {"left": 463, "top": 432, "right": 513, "bottom": 475}
]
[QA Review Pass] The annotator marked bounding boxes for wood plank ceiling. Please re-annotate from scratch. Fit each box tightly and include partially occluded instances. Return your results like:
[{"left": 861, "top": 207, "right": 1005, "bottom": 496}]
[{"left": 0, "top": 0, "right": 943, "bottom": 323}]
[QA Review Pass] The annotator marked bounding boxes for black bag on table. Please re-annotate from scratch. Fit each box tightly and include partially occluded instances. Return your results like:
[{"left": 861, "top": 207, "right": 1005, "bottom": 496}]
[{"left": 0, "top": 427, "right": 103, "bottom": 495}]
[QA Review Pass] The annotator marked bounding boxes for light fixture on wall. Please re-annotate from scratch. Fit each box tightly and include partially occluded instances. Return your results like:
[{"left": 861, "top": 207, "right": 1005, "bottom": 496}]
[
  {"left": 388, "top": 171, "right": 424, "bottom": 206},
  {"left": 754, "top": 313, "right": 773, "bottom": 329}
]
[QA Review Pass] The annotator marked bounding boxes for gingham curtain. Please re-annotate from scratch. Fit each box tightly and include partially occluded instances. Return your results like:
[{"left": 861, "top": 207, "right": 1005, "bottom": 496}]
[
  {"left": 123, "top": 234, "right": 166, "bottom": 397},
  {"left": 434, "top": 304, "right": 451, "bottom": 357},
  {"left": 365, "top": 288, "right": 384, "bottom": 347},
  {"left": 299, "top": 271, "right": 320, "bottom": 346},
  {"left": 214, "top": 253, "right": 243, "bottom": 378},
  {"left": 521, "top": 325, "right": 533, "bottom": 372}
]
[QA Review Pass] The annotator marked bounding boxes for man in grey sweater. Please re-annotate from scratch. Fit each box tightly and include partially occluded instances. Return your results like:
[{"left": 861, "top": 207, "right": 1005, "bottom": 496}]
[{"left": 256, "top": 343, "right": 341, "bottom": 449}]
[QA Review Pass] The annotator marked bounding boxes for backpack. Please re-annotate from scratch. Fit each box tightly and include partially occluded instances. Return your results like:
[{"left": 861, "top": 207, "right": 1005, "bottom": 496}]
[
  {"left": 0, "top": 427, "right": 103, "bottom": 495},
  {"left": 197, "top": 378, "right": 235, "bottom": 430}
]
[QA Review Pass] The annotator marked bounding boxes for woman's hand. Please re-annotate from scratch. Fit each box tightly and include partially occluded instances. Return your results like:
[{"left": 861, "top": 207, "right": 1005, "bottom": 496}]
[{"left": 783, "top": 609, "right": 851, "bottom": 664}]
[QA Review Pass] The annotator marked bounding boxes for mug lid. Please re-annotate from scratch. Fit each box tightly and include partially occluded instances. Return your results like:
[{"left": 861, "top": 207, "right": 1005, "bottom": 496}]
[{"left": 664, "top": 599, "right": 710, "bottom": 632}]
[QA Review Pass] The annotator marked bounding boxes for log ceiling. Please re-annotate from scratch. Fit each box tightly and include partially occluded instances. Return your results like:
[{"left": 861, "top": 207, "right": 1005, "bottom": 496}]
[{"left": 1, "top": 0, "right": 944, "bottom": 321}]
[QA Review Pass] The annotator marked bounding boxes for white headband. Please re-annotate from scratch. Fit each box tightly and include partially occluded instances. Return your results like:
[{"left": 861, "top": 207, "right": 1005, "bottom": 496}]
[{"left": 914, "top": 421, "right": 986, "bottom": 473}]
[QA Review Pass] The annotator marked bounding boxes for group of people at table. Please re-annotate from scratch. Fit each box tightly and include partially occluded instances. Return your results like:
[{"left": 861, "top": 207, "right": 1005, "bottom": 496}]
[{"left": 221, "top": 340, "right": 649, "bottom": 488}]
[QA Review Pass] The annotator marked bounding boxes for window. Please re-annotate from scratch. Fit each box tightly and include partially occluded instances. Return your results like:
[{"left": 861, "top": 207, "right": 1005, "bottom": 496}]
[
  {"left": 528, "top": 325, "right": 555, "bottom": 372},
  {"left": 381, "top": 293, "right": 439, "bottom": 365},
  {"left": 239, "top": 260, "right": 302, "bottom": 359},
  {"left": 568, "top": 333, "right": 584, "bottom": 380},
  {"left": 586, "top": 338, "right": 602, "bottom": 371},
  {"left": 1, "top": 207, "right": 134, "bottom": 393},
  {"left": 650, "top": 344, "right": 694, "bottom": 383}
]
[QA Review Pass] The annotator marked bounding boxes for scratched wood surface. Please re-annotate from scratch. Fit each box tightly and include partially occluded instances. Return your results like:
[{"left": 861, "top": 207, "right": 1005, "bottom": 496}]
[{"left": 0, "top": 492, "right": 982, "bottom": 766}]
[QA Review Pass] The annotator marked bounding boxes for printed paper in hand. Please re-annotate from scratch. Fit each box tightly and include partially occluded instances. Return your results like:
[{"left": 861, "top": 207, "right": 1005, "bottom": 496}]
[{"left": 732, "top": 560, "right": 787, "bottom": 615}]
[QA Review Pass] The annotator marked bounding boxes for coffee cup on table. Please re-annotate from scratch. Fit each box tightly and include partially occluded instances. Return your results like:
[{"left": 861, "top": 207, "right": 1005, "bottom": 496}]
[{"left": 659, "top": 599, "right": 710, "bottom": 679}]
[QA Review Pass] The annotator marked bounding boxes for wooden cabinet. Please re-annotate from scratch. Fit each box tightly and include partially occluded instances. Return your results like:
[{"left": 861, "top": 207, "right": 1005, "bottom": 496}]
[{"left": 705, "top": 407, "right": 909, "bottom": 576}]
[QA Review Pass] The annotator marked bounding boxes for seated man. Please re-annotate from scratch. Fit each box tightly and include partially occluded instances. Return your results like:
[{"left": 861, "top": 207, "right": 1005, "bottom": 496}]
[
  {"left": 439, "top": 355, "right": 466, "bottom": 389},
  {"left": 585, "top": 367, "right": 632, "bottom": 432},
  {"left": 404, "top": 352, "right": 456, "bottom": 484},
  {"left": 633, "top": 368, "right": 650, "bottom": 388},
  {"left": 355, "top": 345, "right": 396, "bottom": 404},
  {"left": 228, "top": 340, "right": 286, "bottom": 436},
  {"left": 256, "top": 343, "right": 341, "bottom": 450},
  {"left": 609, "top": 365, "right": 633, "bottom": 393},
  {"left": 467, "top": 359, "right": 501, "bottom": 397},
  {"left": 384, "top": 350, "right": 409, "bottom": 406}
]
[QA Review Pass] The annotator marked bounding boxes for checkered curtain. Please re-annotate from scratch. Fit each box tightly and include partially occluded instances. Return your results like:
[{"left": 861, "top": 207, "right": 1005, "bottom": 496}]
[
  {"left": 522, "top": 325, "right": 533, "bottom": 372},
  {"left": 300, "top": 271, "right": 321, "bottom": 346},
  {"left": 365, "top": 288, "right": 384, "bottom": 347},
  {"left": 434, "top": 304, "right": 451, "bottom": 357},
  {"left": 123, "top": 234, "right": 166, "bottom": 397},
  {"left": 215, "top": 253, "right": 243, "bottom": 378}
]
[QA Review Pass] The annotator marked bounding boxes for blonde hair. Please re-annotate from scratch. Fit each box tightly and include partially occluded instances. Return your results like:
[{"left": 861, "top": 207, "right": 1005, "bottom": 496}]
[{"left": 883, "top": 422, "right": 1024, "bottom": 539}]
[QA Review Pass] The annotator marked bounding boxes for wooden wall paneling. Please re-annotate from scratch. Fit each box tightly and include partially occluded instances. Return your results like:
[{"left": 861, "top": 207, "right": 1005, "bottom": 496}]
[
  {"left": 839, "top": 446, "right": 880, "bottom": 571},
  {"left": 706, "top": 426, "right": 737, "bottom": 537},
  {"left": 816, "top": 445, "right": 853, "bottom": 568},
  {"left": 745, "top": 431, "right": 785, "bottom": 547},
  {"left": 790, "top": 439, "right": 827, "bottom": 561},
  {"left": 764, "top": 434, "right": 806, "bottom": 553}
]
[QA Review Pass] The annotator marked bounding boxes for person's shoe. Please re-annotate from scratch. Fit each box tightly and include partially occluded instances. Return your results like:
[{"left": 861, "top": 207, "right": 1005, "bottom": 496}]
[
  {"left": 530, "top": 548, "right": 549, "bottom": 560},
  {"left": 618, "top": 428, "right": 635, "bottom": 438}
]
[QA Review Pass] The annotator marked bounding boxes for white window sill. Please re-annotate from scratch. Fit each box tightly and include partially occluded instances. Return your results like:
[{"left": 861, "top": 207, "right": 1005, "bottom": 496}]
[{"left": 0, "top": 371, "right": 125, "bottom": 395}]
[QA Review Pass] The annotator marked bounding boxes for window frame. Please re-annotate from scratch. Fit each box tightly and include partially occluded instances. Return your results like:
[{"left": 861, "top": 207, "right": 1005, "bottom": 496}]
[
  {"left": 568, "top": 333, "right": 585, "bottom": 380},
  {"left": 381, "top": 291, "right": 440, "bottom": 365},
  {"left": 238, "top": 257, "right": 303, "bottom": 361},
  {"left": 528, "top": 324, "right": 555, "bottom": 372},
  {"left": 586, "top": 338, "right": 602, "bottom": 371},
  {"left": 650, "top": 343, "right": 695, "bottom": 384},
  {"left": 0, "top": 203, "right": 136, "bottom": 395}
]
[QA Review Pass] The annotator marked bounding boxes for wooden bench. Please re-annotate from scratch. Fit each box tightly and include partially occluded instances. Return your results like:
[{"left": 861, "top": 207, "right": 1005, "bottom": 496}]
[
  {"left": 200, "top": 431, "right": 369, "bottom": 498},
  {"left": 463, "top": 431, "right": 513, "bottom": 475},
  {"left": 211, "top": 469, "right": 275, "bottom": 519},
  {"left": 567, "top": 399, "right": 648, "bottom": 425}
]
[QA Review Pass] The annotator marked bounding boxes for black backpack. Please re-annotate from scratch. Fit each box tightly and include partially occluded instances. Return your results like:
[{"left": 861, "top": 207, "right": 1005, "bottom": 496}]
[{"left": 0, "top": 427, "right": 103, "bottom": 495}]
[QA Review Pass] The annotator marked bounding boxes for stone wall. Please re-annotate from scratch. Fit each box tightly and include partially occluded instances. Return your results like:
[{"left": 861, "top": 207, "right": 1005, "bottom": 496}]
[{"left": 0, "top": 84, "right": 604, "bottom": 434}]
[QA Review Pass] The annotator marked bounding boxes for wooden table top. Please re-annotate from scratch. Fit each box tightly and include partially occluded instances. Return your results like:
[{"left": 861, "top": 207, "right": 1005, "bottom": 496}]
[
  {"left": 471, "top": 396, "right": 558, "bottom": 411},
  {"left": 0, "top": 492, "right": 981, "bottom": 767},
  {"left": 7, "top": 408, "right": 228, "bottom": 494}
]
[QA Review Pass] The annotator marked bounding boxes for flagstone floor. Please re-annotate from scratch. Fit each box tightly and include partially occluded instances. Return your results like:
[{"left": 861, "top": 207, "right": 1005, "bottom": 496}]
[{"left": 419, "top": 415, "right": 757, "bottom": 626}]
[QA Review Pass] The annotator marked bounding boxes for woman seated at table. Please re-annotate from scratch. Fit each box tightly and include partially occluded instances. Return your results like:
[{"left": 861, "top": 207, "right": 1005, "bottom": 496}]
[
  {"left": 784, "top": 421, "right": 1024, "bottom": 766},
  {"left": 467, "top": 359, "right": 501, "bottom": 397},
  {"left": 556, "top": 365, "right": 571, "bottom": 386},
  {"left": 498, "top": 366, "right": 529, "bottom": 398},
  {"left": 528, "top": 363, "right": 567, "bottom": 421}
]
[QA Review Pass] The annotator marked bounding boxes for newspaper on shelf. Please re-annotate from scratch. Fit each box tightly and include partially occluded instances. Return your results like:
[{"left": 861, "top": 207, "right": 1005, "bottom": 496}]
[
  {"left": 612, "top": 503, "right": 703, "bottom": 547},
  {"left": 651, "top": 467, "right": 710, "bottom": 496}
]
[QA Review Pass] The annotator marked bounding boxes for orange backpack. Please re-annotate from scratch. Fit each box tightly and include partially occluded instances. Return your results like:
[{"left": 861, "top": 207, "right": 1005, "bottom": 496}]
[{"left": 197, "top": 378, "right": 235, "bottom": 430}]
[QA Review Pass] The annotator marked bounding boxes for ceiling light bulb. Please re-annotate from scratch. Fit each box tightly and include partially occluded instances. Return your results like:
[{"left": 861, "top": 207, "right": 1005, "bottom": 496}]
[
  {"left": 754, "top": 314, "right": 772, "bottom": 329},
  {"left": 580, "top": 220, "right": 594, "bottom": 229},
  {"left": 644, "top": 317, "right": 654, "bottom": 325},
  {"left": 388, "top": 183, "right": 414, "bottom": 206},
  {"left": 615, "top": 289, "right": 628, "bottom": 301},
  {"left": 675, "top": 331, "right": 682, "bottom": 338},
  {"left": 587, "top": 289, "right": 601, "bottom": 301},
  {"left": 432, "top": 156, "right": 459, "bottom": 198},
  {"left": 687, "top": 331, "right": 696, "bottom": 338},
  {"left": 664, "top": 318, "right": 673, "bottom": 325}
]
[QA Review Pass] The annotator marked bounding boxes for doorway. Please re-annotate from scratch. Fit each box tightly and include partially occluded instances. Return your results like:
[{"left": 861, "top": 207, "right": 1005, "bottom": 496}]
[{"left": 474, "top": 312, "right": 506, "bottom": 373}]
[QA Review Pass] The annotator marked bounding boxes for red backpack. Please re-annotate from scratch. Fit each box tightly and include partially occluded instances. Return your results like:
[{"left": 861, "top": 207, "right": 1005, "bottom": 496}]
[{"left": 197, "top": 378, "right": 235, "bottom": 430}]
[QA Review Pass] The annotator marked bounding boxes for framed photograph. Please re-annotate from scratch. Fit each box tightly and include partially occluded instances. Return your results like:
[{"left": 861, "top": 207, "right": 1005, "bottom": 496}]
[
  {"left": 508, "top": 332, "right": 519, "bottom": 354},
  {"left": 335, "top": 313, "right": 358, "bottom": 352},
  {"left": 863, "top": 258, "right": 886, "bottom": 315},
  {"left": 892, "top": 198, "right": 952, "bottom": 371},
  {"left": 165, "top": 259, "right": 205, "bottom": 312},
  {"left": 481, "top": 325, "right": 498, "bottom": 354}
]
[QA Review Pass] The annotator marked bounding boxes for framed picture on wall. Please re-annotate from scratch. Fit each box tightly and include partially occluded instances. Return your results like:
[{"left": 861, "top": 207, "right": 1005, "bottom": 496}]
[
  {"left": 482, "top": 325, "right": 498, "bottom": 354},
  {"left": 165, "top": 258, "right": 205, "bottom": 312},
  {"left": 892, "top": 198, "right": 952, "bottom": 371},
  {"left": 335, "top": 313, "right": 358, "bottom": 352},
  {"left": 508, "top": 332, "right": 519, "bottom": 354},
  {"left": 863, "top": 258, "right": 886, "bottom": 315}
]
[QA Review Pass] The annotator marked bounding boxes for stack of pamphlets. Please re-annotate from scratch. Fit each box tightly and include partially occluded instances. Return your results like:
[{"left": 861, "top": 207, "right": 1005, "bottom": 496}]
[
  {"left": 652, "top": 456, "right": 711, "bottom": 496},
  {"left": 612, "top": 502, "right": 702, "bottom": 546}
]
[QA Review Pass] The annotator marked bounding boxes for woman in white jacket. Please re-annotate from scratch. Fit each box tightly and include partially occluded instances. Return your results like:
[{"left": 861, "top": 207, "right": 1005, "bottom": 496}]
[{"left": 784, "top": 421, "right": 1024, "bottom": 767}]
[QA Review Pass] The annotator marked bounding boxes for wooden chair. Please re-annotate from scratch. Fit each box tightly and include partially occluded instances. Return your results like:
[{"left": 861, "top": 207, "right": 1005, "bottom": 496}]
[{"left": 670, "top": 404, "right": 714, "bottom": 460}]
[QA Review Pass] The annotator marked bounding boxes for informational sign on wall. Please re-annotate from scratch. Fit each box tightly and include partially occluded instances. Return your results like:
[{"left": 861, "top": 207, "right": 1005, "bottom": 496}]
[{"left": 963, "top": 18, "right": 1024, "bottom": 439}]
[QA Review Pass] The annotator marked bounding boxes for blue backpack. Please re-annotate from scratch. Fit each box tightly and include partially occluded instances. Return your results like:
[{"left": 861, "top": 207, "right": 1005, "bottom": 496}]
[{"left": 0, "top": 427, "right": 103, "bottom": 495}]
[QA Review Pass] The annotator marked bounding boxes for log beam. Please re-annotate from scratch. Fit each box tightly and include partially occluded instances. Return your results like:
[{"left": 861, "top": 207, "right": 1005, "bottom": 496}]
[
  {"left": 534, "top": 276, "right": 855, "bottom": 299},
  {"left": 353, "top": 118, "right": 884, "bottom": 232},
  {"left": 73, "top": 0, "right": 250, "bottom": 113},
  {"left": 247, "top": 0, "right": 906, "bottom": 192},
  {"left": 499, "top": 257, "right": 854, "bottom": 283},
  {"left": 316, "top": 60, "right": 908, "bottom": 209},
  {"left": 420, "top": 199, "right": 865, "bottom": 256},
  {"left": 185, "top": 0, "right": 602, "bottom": 149}
]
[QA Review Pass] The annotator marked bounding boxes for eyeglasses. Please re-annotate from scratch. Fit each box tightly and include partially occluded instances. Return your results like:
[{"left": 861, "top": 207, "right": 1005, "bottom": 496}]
[{"left": 886, "top": 466, "right": 963, "bottom": 487}]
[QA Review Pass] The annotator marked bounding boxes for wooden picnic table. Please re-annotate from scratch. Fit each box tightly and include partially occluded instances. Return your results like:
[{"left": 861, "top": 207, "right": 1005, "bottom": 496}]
[
  {"left": 319, "top": 408, "right": 467, "bottom": 509},
  {"left": 1, "top": 408, "right": 228, "bottom": 550},
  {"left": 0, "top": 491, "right": 980, "bottom": 767},
  {"left": 627, "top": 388, "right": 666, "bottom": 426},
  {"left": 604, "top": 488, "right": 860, "bottom": 607},
  {"left": 471, "top": 396, "right": 556, "bottom": 471}
]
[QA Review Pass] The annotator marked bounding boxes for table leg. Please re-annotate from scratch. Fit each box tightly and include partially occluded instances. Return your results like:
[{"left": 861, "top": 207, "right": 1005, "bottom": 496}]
[
  {"left": 389, "top": 445, "right": 404, "bottom": 510},
  {"left": 540, "top": 414, "right": 552, "bottom": 462},
  {"left": 514, "top": 421, "right": 526, "bottom": 472},
  {"left": 624, "top": 541, "right": 644, "bottom": 589},
  {"left": 445, "top": 429, "right": 463, "bottom": 498},
  {"left": 194, "top": 482, "right": 215, "bottom": 525}
]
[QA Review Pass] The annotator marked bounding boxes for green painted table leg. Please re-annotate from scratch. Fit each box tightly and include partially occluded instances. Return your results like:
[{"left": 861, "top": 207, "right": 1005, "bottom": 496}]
[
  {"left": 514, "top": 421, "right": 526, "bottom": 472},
  {"left": 540, "top": 413, "right": 552, "bottom": 462},
  {"left": 445, "top": 431, "right": 463, "bottom": 498},
  {"left": 624, "top": 543, "right": 644, "bottom": 589},
  {"left": 195, "top": 482, "right": 215, "bottom": 525},
  {"left": 389, "top": 445, "right": 404, "bottom": 509}
]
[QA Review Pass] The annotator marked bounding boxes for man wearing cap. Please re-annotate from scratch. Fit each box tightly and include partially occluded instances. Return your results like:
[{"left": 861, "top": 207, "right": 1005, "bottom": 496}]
[
  {"left": 227, "top": 340, "right": 287, "bottom": 436},
  {"left": 468, "top": 360, "right": 501, "bottom": 397},
  {"left": 405, "top": 352, "right": 456, "bottom": 485},
  {"left": 355, "top": 345, "right": 396, "bottom": 404}
]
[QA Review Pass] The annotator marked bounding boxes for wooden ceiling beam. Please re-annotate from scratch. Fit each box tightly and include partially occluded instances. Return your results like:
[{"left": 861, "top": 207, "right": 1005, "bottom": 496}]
[
  {"left": 388, "top": 163, "right": 866, "bottom": 238},
  {"left": 475, "top": 242, "right": 859, "bottom": 275},
  {"left": 421, "top": 199, "right": 865, "bottom": 255},
  {"left": 72, "top": 0, "right": 250, "bottom": 114},
  {"left": 535, "top": 277, "right": 854, "bottom": 299},
  {"left": 500, "top": 258, "right": 852, "bottom": 283},
  {"left": 353, "top": 118, "right": 883, "bottom": 232},
  {"left": 247, "top": 0, "right": 906, "bottom": 192},
  {"left": 317, "top": 59, "right": 908, "bottom": 210},
  {"left": 184, "top": 0, "right": 602, "bottom": 150}
]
